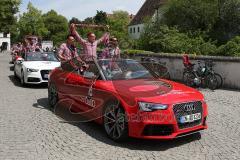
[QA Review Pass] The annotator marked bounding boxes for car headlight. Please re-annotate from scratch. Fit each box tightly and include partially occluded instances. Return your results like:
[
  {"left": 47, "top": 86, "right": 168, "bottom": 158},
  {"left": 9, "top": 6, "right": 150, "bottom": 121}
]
[
  {"left": 138, "top": 102, "right": 168, "bottom": 112},
  {"left": 27, "top": 68, "right": 39, "bottom": 72}
]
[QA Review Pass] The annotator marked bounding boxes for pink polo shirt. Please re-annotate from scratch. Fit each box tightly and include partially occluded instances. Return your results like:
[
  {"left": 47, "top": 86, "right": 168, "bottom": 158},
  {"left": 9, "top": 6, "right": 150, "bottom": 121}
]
[{"left": 71, "top": 29, "right": 109, "bottom": 58}]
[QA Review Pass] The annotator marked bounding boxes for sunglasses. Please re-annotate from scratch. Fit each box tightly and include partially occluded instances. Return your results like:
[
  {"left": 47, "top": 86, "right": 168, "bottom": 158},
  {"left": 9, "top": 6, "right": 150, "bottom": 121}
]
[{"left": 69, "top": 38, "right": 75, "bottom": 41}]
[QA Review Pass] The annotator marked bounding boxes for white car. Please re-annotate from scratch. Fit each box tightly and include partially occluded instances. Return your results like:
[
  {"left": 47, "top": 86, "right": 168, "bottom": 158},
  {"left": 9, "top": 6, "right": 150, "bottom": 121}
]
[{"left": 14, "top": 52, "right": 61, "bottom": 85}]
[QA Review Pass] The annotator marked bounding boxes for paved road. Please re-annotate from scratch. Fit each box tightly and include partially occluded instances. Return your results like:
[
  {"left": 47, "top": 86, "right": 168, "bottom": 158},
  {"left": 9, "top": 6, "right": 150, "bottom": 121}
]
[{"left": 0, "top": 52, "right": 240, "bottom": 160}]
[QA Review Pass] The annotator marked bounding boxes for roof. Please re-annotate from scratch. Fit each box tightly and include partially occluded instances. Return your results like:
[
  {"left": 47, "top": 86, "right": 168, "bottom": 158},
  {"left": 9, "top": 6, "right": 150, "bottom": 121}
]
[{"left": 129, "top": 0, "right": 167, "bottom": 26}]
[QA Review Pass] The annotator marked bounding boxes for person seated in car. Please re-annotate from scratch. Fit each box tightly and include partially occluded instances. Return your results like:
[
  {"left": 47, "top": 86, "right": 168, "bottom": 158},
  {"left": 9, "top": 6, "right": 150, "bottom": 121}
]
[
  {"left": 100, "top": 37, "right": 120, "bottom": 59},
  {"left": 58, "top": 34, "right": 86, "bottom": 71}
]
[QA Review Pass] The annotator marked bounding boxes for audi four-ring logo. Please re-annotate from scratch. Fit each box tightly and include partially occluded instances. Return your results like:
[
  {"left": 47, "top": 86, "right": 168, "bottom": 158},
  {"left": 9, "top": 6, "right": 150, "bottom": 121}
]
[{"left": 184, "top": 104, "right": 195, "bottom": 111}]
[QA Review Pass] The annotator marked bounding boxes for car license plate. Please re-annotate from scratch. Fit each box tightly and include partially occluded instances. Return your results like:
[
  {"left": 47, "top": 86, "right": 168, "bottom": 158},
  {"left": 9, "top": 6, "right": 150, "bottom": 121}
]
[
  {"left": 44, "top": 74, "right": 49, "bottom": 79},
  {"left": 180, "top": 113, "right": 201, "bottom": 123}
]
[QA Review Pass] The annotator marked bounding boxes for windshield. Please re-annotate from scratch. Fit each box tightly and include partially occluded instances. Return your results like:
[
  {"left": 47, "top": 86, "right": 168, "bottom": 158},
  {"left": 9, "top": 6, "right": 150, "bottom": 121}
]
[
  {"left": 98, "top": 59, "right": 154, "bottom": 80},
  {"left": 25, "top": 52, "right": 59, "bottom": 62}
]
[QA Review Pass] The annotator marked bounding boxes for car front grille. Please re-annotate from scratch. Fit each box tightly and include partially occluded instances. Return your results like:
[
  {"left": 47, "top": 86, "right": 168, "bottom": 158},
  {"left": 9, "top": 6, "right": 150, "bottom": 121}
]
[
  {"left": 40, "top": 70, "right": 51, "bottom": 80},
  {"left": 173, "top": 101, "right": 203, "bottom": 129}
]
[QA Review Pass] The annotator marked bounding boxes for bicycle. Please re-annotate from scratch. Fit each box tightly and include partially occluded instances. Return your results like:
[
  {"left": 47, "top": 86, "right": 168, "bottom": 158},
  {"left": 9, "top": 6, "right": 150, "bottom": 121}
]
[
  {"left": 200, "top": 60, "right": 223, "bottom": 89},
  {"left": 182, "top": 55, "right": 223, "bottom": 90},
  {"left": 140, "top": 57, "right": 171, "bottom": 80}
]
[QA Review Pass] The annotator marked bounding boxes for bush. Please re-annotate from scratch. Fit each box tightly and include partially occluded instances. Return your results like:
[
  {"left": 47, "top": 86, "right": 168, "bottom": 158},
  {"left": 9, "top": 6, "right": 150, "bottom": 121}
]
[
  {"left": 217, "top": 36, "right": 240, "bottom": 56},
  {"left": 137, "top": 24, "right": 218, "bottom": 55}
]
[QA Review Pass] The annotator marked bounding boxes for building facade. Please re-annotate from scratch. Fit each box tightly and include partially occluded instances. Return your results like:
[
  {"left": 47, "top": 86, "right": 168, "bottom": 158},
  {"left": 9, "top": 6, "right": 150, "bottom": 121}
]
[
  {"left": 128, "top": 0, "right": 167, "bottom": 39},
  {"left": 0, "top": 33, "right": 11, "bottom": 51}
]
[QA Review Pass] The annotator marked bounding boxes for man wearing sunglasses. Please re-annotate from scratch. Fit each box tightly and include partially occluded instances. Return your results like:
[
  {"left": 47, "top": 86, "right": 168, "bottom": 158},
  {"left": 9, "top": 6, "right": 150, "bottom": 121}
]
[
  {"left": 58, "top": 34, "right": 86, "bottom": 71},
  {"left": 100, "top": 37, "right": 121, "bottom": 59}
]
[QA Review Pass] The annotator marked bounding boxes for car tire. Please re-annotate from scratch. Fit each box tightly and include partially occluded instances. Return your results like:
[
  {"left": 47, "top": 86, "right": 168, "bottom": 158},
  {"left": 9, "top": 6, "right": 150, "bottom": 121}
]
[
  {"left": 14, "top": 69, "right": 17, "bottom": 78},
  {"left": 103, "top": 101, "right": 128, "bottom": 142},
  {"left": 48, "top": 83, "right": 58, "bottom": 108},
  {"left": 20, "top": 71, "right": 26, "bottom": 86}
]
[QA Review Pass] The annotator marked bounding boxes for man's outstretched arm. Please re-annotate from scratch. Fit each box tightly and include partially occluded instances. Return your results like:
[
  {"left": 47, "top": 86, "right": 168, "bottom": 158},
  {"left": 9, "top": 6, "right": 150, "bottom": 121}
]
[{"left": 70, "top": 23, "right": 87, "bottom": 45}]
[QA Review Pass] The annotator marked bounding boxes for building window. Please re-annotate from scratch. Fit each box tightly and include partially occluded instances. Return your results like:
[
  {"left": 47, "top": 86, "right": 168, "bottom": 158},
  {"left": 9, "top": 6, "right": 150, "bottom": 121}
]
[
  {"left": 138, "top": 27, "right": 140, "bottom": 32},
  {"left": 133, "top": 27, "right": 135, "bottom": 33},
  {"left": 3, "top": 33, "right": 8, "bottom": 38},
  {"left": 130, "top": 28, "right": 132, "bottom": 33}
]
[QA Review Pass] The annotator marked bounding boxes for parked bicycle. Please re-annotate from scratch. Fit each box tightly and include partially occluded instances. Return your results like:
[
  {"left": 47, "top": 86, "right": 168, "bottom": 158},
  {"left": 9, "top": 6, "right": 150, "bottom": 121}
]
[
  {"left": 182, "top": 55, "right": 223, "bottom": 90},
  {"left": 141, "top": 57, "right": 171, "bottom": 79}
]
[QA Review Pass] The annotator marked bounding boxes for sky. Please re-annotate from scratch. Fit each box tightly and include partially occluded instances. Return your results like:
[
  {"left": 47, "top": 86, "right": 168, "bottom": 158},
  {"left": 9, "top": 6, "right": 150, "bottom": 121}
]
[{"left": 20, "top": 0, "right": 145, "bottom": 20}]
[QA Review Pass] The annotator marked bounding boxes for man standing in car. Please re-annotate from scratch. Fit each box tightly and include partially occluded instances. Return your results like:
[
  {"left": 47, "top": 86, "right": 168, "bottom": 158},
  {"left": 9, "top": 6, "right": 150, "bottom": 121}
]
[
  {"left": 58, "top": 34, "right": 86, "bottom": 71},
  {"left": 101, "top": 37, "right": 120, "bottom": 59},
  {"left": 70, "top": 23, "right": 110, "bottom": 60}
]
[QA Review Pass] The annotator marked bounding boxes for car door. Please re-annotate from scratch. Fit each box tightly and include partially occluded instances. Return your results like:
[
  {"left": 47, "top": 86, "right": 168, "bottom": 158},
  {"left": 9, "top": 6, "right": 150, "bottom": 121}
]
[
  {"left": 80, "top": 61, "right": 117, "bottom": 121},
  {"left": 63, "top": 69, "right": 90, "bottom": 113}
]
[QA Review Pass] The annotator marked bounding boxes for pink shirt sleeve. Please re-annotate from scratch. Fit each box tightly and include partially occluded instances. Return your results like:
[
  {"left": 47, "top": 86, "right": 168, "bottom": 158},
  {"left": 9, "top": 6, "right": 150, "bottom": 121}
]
[
  {"left": 97, "top": 32, "right": 110, "bottom": 45},
  {"left": 101, "top": 48, "right": 108, "bottom": 59},
  {"left": 57, "top": 44, "right": 66, "bottom": 60},
  {"left": 71, "top": 28, "right": 87, "bottom": 46},
  {"left": 116, "top": 47, "right": 121, "bottom": 58}
]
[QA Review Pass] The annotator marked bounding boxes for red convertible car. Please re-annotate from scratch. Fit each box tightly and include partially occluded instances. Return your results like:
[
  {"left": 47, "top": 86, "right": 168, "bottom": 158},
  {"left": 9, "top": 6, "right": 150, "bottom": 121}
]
[{"left": 48, "top": 59, "right": 208, "bottom": 141}]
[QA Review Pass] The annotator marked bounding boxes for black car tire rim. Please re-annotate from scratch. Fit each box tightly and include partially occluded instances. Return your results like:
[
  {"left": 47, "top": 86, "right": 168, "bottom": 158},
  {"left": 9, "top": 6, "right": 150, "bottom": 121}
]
[
  {"left": 103, "top": 103, "right": 127, "bottom": 141},
  {"left": 48, "top": 84, "right": 58, "bottom": 108}
]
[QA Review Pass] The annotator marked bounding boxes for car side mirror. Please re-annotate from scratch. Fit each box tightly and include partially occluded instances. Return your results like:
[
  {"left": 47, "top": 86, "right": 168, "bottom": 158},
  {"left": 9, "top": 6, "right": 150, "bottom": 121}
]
[{"left": 16, "top": 58, "right": 24, "bottom": 64}]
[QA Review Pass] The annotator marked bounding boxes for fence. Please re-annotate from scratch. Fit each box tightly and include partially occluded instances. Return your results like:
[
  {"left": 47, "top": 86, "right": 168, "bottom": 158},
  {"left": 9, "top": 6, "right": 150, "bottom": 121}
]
[{"left": 126, "top": 52, "right": 240, "bottom": 90}]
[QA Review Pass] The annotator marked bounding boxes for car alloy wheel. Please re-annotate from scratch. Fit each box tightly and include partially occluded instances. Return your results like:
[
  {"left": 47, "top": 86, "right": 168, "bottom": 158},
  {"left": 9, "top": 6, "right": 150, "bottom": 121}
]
[
  {"left": 103, "top": 102, "right": 128, "bottom": 141},
  {"left": 48, "top": 83, "right": 58, "bottom": 108}
]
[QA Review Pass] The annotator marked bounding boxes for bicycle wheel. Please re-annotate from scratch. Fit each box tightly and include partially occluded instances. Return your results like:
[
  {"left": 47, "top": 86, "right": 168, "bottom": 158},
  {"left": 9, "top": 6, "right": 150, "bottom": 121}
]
[
  {"left": 214, "top": 73, "right": 223, "bottom": 89},
  {"left": 206, "top": 74, "right": 218, "bottom": 90},
  {"left": 183, "top": 72, "right": 195, "bottom": 87}
]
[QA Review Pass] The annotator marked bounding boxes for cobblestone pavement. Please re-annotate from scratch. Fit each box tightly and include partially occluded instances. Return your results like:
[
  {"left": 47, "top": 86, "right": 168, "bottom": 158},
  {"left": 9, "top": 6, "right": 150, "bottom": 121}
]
[{"left": 0, "top": 52, "right": 240, "bottom": 160}]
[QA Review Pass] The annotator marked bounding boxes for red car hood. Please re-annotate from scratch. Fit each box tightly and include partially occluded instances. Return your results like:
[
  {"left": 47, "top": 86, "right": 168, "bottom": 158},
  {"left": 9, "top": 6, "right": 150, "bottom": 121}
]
[{"left": 100, "top": 79, "right": 204, "bottom": 106}]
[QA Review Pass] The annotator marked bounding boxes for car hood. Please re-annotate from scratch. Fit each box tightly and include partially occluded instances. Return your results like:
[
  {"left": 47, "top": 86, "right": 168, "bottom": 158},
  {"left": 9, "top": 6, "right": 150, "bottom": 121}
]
[
  {"left": 102, "top": 79, "right": 204, "bottom": 106},
  {"left": 23, "top": 61, "right": 61, "bottom": 69}
]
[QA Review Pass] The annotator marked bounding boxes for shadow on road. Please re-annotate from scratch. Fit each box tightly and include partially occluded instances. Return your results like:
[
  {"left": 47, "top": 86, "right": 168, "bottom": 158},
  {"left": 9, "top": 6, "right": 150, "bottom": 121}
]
[
  {"left": 34, "top": 97, "right": 202, "bottom": 151},
  {"left": 8, "top": 75, "right": 48, "bottom": 89}
]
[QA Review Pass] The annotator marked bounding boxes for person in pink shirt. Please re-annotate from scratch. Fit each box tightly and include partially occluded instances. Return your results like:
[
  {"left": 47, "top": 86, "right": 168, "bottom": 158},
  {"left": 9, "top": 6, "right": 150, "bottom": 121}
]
[
  {"left": 101, "top": 37, "right": 120, "bottom": 59},
  {"left": 70, "top": 23, "right": 110, "bottom": 60},
  {"left": 58, "top": 34, "right": 86, "bottom": 71}
]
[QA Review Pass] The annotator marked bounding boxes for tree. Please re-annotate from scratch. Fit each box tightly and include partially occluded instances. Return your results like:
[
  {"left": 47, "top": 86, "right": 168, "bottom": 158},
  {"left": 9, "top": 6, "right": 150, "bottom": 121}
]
[
  {"left": 43, "top": 10, "right": 68, "bottom": 45},
  {"left": 163, "top": 0, "right": 219, "bottom": 32},
  {"left": 83, "top": 17, "right": 94, "bottom": 24},
  {"left": 94, "top": 10, "right": 107, "bottom": 25},
  {"left": 107, "top": 11, "right": 131, "bottom": 49},
  {"left": 0, "top": 0, "right": 21, "bottom": 33},
  {"left": 69, "top": 17, "right": 81, "bottom": 24},
  {"left": 211, "top": 0, "right": 240, "bottom": 43},
  {"left": 18, "top": 2, "right": 48, "bottom": 40}
]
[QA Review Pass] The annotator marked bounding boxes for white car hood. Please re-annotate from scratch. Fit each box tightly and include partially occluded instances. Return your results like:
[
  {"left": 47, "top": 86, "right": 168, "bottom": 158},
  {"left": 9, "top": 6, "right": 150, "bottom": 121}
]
[{"left": 23, "top": 61, "right": 61, "bottom": 70}]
